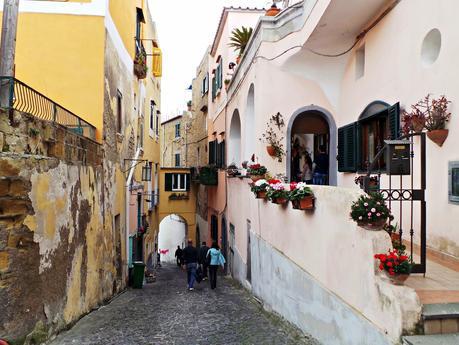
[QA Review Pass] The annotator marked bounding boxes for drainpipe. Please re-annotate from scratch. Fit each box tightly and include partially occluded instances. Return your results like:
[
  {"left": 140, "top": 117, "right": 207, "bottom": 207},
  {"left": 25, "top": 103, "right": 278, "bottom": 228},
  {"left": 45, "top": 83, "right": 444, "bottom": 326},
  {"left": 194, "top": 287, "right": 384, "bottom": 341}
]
[
  {"left": 137, "top": 191, "right": 143, "bottom": 262},
  {"left": 125, "top": 147, "right": 141, "bottom": 279}
]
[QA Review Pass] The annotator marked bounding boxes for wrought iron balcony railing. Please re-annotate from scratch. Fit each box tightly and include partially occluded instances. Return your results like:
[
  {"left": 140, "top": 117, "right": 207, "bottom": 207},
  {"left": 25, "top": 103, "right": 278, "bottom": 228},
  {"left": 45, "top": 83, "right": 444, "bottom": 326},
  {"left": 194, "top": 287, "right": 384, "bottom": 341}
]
[{"left": 0, "top": 77, "right": 96, "bottom": 140}]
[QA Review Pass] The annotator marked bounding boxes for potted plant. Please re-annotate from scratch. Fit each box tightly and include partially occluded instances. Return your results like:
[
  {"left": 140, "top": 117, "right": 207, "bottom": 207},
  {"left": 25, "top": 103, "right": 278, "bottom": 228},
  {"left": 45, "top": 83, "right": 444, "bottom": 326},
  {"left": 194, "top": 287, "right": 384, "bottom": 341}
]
[
  {"left": 228, "top": 26, "right": 253, "bottom": 65},
  {"left": 259, "top": 112, "right": 285, "bottom": 162},
  {"left": 251, "top": 179, "right": 269, "bottom": 199},
  {"left": 224, "top": 79, "right": 231, "bottom": 90},
  {"left": 423, "top": 95, "right": 451, "bottom": 147},
  {"left": 354, "top": 175, "right": 379, "bottom": 191},
  {"left": 350, "top": 192, "right": 391, "bottom": 230},
  {"left": 247, "top": 163, "right": 267, "bottom": 182},
  {"left": 226, "top": 163, "right": 240, "bottom": 177},
  {"left": 266, "top": 179, "right": 289, "bottom": 205},
  {"left": 265, "top": 2, "right": 281, "bottom": 17},
  {"left": 374, "top": 250, "right": 412, "bottom": 285},
  {"left": 402, "top": 107, "right": 425, "bottom": 134},
  {"left": 134, "top": 48, "right": 148, "bottom": 79},
  {"left": 289, "top": 182, "right": 315, "bottom": 210}
]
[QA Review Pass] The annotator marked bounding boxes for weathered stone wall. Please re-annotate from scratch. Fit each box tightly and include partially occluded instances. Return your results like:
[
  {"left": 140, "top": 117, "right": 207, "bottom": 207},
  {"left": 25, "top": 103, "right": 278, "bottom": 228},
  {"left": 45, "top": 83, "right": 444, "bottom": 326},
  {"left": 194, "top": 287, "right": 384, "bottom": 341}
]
[{"left": 0, "top": 110, "right": 120, "bottom": 344}]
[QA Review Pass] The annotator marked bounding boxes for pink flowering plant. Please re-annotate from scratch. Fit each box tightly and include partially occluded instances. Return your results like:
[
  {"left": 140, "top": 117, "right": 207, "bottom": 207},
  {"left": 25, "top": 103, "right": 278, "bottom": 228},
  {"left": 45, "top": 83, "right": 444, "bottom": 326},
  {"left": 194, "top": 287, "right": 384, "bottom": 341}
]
[
  {"left": 288, "top": 182, "right": 313, "bottom": 201},
  {"left": 250, "top": 179, "right": 269, "bottom": 194},
  {"left": 350, "top": 192, "right": 391, "bottom": 225},
  {"left": 266, "top": 179, "right": 289, "bottom": 201}
]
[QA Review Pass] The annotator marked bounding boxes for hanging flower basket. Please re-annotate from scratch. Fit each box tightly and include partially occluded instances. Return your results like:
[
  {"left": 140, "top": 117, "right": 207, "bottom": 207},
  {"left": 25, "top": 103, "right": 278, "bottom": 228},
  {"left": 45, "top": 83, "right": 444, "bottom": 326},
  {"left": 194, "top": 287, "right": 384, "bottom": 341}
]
[
  {"left": 247, "top": 163, "right": 267, "bottom": 182},
  {"left": 427, "top": 129, "right": 449, "bottom": 147},
  {"left": 266, "top": 145, "right": 276, "bottom": 156},
  {"left": 266, "top": 179, "right": 289, "bottom": 205},
  {"left": 256, "top": 190, "right": 267, "bottom": 199},
  {"left": 251, "top": 179, "right": 268, "bottom": 199},
  {"left": 350, "top": 192, "right": 391, "bottom": 231},
  {"left": 374, "top": 250, "right": 412, "bottom": 286},
  {"left": 289, "top": 182, "right": 315, "bottom": 210}
]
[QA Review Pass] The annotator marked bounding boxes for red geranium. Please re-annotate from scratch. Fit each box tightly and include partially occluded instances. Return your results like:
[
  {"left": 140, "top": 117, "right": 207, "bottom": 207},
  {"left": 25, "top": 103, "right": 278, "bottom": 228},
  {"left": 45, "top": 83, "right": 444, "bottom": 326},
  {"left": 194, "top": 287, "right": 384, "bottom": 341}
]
[{"left": 374, "top": 250, "right": 411, "bottom": 275}]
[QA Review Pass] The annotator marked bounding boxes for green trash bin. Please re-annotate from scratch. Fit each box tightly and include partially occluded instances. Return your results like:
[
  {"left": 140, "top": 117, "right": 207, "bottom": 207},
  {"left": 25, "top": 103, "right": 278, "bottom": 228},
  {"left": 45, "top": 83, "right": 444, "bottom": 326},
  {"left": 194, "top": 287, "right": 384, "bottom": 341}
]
[{"left": 133, "top": 261, "right": 145, "bottom": 289}]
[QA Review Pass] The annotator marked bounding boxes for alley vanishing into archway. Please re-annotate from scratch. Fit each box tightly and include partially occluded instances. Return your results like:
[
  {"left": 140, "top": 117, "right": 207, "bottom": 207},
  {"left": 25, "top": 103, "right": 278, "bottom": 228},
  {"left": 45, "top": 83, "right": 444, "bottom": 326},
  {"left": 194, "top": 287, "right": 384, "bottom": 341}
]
[{"left": 49, "top": 264, "right": 319, "bottom": 345}]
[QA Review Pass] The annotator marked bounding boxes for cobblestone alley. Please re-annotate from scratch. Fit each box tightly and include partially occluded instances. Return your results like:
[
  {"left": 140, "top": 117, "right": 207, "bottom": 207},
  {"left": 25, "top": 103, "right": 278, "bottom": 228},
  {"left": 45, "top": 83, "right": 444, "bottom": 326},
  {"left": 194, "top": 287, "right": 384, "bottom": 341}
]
[{"left": 48, "top": 264, "right": 319, "bottom": 345}]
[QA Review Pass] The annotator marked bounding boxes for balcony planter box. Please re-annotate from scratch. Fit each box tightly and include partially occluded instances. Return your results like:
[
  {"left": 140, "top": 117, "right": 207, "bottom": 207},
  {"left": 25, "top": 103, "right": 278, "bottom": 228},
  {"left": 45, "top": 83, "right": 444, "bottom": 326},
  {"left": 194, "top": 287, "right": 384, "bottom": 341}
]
[
  {"left": 292, "top": 196, "right": 315, "bottom": 210},
  {"left": 271, "top": 197, "right": 288, "bottom": 205},
  {"left": 199, "top": 166, "right": 218, "bottom": 186}
]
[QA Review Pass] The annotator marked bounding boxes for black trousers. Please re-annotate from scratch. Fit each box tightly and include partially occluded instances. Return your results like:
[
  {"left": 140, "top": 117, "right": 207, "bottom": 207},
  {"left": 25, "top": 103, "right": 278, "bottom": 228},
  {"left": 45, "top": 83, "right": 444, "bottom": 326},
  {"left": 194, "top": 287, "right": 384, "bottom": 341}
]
[
  {"left": 209, "top": 265, "right": 218, "bottom": 289},
  {"left": 201, "top": 263, "right": 208, "bottom": 278}
]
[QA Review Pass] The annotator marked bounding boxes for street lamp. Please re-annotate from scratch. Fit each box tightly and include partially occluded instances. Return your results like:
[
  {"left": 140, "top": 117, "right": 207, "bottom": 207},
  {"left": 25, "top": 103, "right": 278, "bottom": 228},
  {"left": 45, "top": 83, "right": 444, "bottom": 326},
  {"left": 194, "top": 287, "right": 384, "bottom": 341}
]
[{"left": 141, "top": 161, "right": 151, "bottom": 182}]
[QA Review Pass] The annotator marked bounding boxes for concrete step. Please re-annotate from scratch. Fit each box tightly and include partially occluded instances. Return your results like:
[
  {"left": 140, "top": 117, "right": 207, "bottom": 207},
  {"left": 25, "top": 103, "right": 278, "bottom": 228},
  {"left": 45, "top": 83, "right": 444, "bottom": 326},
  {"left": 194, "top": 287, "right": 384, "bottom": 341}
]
[
  {"left": 423, "top": 303, "right": 459, "bottom": 335},
  {"left": 403, "top": 333, "right": 459, "bottom": 345}
]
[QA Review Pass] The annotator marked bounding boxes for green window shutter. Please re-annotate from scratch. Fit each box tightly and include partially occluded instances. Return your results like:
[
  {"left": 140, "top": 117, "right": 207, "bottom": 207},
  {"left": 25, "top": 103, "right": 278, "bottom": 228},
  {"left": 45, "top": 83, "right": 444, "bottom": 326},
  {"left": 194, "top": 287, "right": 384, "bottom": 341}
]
[
  {"left": 212, "top": 76, "right": 216, "bottom": 101},
  {"left": 186, "top": 173, "right": 191, "bottom": 191},
  {"left": 388, "top": 102, "right": 400, "bottom": 139},
  {"left": 338, "top": 123, "right": 358, "bottom": 172},
  {"left": 165, "top": 173, "right": 173, "bottom": 191},
  {"left": 221, "top": 140, "right": 226, "bottom": 168}
]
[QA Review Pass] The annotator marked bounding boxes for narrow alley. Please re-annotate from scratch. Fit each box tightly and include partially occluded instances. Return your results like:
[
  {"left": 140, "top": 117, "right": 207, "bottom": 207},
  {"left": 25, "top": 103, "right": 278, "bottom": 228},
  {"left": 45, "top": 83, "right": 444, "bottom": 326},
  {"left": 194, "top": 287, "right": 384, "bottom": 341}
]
[{"left": 49, "top": 264, "right": 319, "bottom": 345}]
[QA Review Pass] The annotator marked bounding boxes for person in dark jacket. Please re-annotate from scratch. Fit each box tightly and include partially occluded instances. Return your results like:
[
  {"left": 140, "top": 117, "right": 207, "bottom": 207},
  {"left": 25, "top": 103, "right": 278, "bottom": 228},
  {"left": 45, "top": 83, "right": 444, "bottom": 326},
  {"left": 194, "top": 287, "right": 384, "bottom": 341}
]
[
  {"left": 198, "top": 241, "right": 210, "bottom": 280},
  {"left": 182, "top": 239, "right": 199, "bottom": 291},
  {"left": 313, "top": 145, "right": 329, "bottom": 185},
  {"left": 174, "top": 245, "right": 183, "bottom": 267}
]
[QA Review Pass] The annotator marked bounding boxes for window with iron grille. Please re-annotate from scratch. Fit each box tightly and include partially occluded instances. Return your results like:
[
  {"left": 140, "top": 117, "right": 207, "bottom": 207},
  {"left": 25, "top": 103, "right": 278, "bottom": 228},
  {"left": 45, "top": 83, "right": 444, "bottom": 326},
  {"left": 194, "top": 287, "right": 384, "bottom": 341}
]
[
  {"left": 175, "top": 123, "right": 181, "bottom": 138},
  {"left": 175, "top": 153, "right": 180, "bottom": 167}
]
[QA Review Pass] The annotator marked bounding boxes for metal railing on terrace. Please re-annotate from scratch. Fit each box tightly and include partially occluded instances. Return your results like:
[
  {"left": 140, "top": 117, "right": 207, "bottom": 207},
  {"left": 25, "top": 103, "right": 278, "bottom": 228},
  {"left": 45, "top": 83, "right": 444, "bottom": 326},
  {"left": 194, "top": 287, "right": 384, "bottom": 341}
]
[{"left": 0, "top": 77, "right": 96, "bottom": 140}]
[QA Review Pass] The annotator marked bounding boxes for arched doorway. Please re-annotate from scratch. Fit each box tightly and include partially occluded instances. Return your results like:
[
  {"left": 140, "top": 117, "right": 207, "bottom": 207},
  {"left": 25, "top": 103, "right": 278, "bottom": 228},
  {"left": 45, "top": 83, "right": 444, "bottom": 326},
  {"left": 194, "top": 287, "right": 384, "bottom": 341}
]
[
  {"left": 244, "top": 84, "right": 255, "bottom": 161},
  {"left": 286, "top": 106, "right": 337, "bottom": 185},
  {"left": 229, "top": 109, "right": 241, "bottom": 166},
  {"left": 158, "top": 214, "right": 187, "bottom": 263}
]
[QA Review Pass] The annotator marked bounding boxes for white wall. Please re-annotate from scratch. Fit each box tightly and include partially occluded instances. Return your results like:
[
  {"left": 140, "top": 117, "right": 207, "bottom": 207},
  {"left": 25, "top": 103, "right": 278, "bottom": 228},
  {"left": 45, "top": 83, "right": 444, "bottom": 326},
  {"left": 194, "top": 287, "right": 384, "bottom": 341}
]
[{"left": 158, "top": 215, "right": 186, "bottom": 263}]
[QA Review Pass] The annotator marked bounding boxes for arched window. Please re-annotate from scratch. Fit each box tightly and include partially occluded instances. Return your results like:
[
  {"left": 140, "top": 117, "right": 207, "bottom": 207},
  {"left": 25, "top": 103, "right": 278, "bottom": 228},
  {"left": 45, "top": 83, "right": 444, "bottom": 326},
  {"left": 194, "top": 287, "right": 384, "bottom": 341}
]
[
  {"left": 229, "top": 110, "right": 241, "bottom": 166},
  {"left": 244, "top": 84, "right": 255, "bottom": 160}
]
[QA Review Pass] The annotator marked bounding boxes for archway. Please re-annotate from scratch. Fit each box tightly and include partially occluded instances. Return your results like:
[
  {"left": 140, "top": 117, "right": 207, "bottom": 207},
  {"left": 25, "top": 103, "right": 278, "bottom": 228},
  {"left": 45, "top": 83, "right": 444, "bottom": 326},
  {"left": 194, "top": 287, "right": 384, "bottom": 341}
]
[
  {"left": 229, "top": 109, "right": 241, "bottom": 166},
  {"left": 158, "top": 214, "right": 187, "bottom": 263},
  {"left": 244, "top": 84, "right": 255, "bottom": 161},
  {"left": 286, "top": 106, "right": 337, "bottom": 185}
]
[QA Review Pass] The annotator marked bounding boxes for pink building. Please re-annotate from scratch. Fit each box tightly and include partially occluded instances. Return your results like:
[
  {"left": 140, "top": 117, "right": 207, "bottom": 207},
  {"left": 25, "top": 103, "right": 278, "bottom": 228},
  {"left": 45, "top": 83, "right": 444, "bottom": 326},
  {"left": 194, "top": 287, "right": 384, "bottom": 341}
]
[{"left": 201, "top": 1, "right": 459, "bottom": 344}]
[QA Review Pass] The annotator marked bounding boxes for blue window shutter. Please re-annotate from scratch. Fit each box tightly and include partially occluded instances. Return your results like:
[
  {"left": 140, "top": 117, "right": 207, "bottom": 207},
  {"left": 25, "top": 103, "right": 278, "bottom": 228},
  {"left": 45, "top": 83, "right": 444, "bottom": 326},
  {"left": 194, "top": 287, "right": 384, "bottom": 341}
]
[{"left": 388, "top": 102, "right": 400, "bottom": 139}]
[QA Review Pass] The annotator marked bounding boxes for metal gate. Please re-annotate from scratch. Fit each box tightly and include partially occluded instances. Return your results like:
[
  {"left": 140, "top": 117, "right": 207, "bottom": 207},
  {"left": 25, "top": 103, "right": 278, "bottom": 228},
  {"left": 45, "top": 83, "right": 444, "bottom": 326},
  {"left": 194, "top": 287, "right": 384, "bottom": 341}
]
[{"left": 363, "top": 132, "right": 426, "bottom": 274}]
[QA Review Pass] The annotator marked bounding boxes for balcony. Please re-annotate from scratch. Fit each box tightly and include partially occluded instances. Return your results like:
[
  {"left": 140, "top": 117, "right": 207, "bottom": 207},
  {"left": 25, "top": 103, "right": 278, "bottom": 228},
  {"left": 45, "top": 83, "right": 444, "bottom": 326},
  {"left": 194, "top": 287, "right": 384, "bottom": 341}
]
[
  {"left": 134, "top": 40, "right": 147, "bottom": 80},
  {"left": 0, "top": 77, "right": 96, "bottom": 140}
]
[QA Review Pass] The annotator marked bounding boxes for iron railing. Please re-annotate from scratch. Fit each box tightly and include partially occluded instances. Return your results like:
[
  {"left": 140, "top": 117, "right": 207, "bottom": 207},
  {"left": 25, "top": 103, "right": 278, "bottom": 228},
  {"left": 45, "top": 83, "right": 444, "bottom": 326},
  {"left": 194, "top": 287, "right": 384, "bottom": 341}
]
[{"left": 0, "top": 77, "right": 96, "bottom": 140}]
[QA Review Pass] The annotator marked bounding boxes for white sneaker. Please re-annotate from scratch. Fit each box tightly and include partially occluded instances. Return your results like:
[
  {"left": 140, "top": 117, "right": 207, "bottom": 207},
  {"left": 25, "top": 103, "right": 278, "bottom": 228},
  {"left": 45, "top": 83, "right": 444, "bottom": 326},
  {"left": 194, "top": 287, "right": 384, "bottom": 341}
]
[{"left": 189, "top": 287, "right": 194, "bottom": 291}]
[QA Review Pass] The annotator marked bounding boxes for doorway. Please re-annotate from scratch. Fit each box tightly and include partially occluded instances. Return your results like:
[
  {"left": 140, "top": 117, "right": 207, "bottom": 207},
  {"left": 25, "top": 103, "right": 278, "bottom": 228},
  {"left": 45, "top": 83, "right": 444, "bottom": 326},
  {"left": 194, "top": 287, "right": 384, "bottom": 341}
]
[{"left": 286, "top": 106, "right": 337, "bottom": 185}]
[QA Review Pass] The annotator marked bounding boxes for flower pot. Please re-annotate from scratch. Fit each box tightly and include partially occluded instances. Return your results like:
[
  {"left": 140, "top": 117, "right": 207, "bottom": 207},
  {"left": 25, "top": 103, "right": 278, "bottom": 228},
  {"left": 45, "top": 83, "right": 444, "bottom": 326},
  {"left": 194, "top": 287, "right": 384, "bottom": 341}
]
[
  {"left": 427, "top": 129, "right": 449, "bottom": 147},
  {"left": 236, "top": 55, "right": 241, "bottom": 64},
  {"left": 265, "top": 4, "right": 281, "bottom": 16},
  {"left": 272, "top": 197, "right": 288, "bottom": 205},
  {"left": 292, "top": 196, "right": 315, "bottom": 210},
  {"left": 411, "top": 117, "right": 425, "bottom": 132},
  {"left": 390, "top": 232, "right": 401, "bottom": 242},
  {"left": 266, "top": 145, "right": 276, "bottom": 156},
  {"left": 256, "top": 191, "right": 267, "bottom": 199},
  {"left": 357, "top": 218, "right": 387, "bottom": 231},
  {"left": 250, "top": 174, "right": 265, "bottom": 182},
  {"left": 386, "top": 272, "right": 410, "bottom": 286}
]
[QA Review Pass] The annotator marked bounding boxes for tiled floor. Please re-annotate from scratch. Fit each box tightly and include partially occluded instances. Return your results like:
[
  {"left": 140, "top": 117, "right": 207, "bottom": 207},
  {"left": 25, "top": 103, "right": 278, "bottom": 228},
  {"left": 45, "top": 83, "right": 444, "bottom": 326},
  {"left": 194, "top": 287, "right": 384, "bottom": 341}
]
[{"left": 406, "top": 253, "right": 459, "bottom": 304}]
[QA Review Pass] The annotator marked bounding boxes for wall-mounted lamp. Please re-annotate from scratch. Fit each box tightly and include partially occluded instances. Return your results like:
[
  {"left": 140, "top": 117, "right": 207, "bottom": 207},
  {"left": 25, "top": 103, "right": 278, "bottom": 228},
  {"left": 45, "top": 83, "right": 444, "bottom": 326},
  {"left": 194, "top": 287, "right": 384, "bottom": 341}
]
[{"left": 123, "top": 159, "right": 151, "bottom": 182}]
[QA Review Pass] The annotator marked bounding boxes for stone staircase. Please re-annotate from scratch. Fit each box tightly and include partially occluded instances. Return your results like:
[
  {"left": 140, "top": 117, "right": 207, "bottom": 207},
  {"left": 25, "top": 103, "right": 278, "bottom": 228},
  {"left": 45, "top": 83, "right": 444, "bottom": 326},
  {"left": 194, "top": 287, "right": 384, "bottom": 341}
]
[{"left": 403, "top": 303, "right": 459, "bottom": 344}]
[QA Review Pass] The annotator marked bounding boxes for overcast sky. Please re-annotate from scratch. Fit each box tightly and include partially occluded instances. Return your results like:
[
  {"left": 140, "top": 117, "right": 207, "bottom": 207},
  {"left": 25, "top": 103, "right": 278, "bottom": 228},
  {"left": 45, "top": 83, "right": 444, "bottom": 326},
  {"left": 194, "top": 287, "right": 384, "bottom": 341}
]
[{"left": 148, "top": 0, "right": 272, "bottom": 121}]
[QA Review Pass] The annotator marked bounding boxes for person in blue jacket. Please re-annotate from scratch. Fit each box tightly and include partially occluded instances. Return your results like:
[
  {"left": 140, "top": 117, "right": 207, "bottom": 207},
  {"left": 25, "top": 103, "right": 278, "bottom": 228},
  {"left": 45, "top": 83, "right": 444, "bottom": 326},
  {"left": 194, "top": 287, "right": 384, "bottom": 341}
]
[{"left": 206, "top": 241, "right": 226, "bottom": 290}]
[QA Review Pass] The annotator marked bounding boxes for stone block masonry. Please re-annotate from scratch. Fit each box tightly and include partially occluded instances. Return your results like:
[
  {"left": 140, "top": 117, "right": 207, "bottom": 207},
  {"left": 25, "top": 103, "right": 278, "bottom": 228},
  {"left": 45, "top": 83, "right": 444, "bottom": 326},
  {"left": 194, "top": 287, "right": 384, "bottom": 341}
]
[{"left": 0, "top": 110, "right": 121, "bottom": 344}]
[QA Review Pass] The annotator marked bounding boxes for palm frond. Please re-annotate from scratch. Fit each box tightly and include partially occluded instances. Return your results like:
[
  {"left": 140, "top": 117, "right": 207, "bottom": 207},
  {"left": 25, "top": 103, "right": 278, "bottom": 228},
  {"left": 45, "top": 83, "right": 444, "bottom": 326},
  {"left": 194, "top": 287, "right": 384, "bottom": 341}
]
[{"left": 228, "top": 26, "right": 253, "bottom": 56}]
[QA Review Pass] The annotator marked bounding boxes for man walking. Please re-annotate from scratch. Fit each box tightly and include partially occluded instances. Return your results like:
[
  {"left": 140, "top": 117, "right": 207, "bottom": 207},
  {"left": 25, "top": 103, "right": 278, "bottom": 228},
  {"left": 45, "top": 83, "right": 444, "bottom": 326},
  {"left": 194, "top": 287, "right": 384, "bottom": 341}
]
[
  {"left": 198, "top": 241, "right": 210, "bottom": 280},
  {"left": 182, "top": 239, "right": 198, "bottom": 291},
  {"left": 174, "top": 245, "right": 183, "bottom": 267}
]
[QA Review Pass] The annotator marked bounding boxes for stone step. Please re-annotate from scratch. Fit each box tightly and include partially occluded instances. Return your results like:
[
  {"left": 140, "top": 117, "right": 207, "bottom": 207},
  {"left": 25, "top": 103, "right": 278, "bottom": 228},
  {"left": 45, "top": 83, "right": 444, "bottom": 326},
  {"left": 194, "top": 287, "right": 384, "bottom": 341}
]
[
  {"left": 423, "top": 303, "right": 459, "bottom": 335},
  {"left": 403, "top": 333, "right": 459, "bottom": 345}
]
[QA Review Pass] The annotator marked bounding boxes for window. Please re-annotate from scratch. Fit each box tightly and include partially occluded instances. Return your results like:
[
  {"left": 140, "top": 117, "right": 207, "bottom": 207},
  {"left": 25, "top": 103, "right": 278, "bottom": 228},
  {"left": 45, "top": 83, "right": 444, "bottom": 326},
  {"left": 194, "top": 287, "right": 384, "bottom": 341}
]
[
  {"left": 211, "top": 74, "right": 217, "bottom": 101},
  {"left": 135, "top": 8, "right": 145, "bottom": 53},
  {"left": 211, "top": 58, "right": 223, "bottom": 102},
  {"left": 355, "top": 45, "right": 365, "bottom": 79},
  {"left": 208, "top": 139, "right": 217, "bottom": 165},
  {"left": 165, "top": 173, "right": 190, "bottom": 192},
  {"left": 175, "top": 153, "right": 181, "bottom": 167},
  {"left": 216, "top": 140, "right": 226, "bottom": 168},
  {"left": 155, "top": 110, "right": 160, "bottom": 137},
  {"left": 116, "top": 90, "right": 122, "bottom": 133},
  {"left": 449, "top": 162, "right": 459, "bottom": 204},
  {"left": 338, "top": 103, "right": 400, "bottom": 172},
  {"left": 150, "top": 101, "right": 155, "bottom": 131},
  {"left": 175, "top": 123, "right": 181, "bottom": 138},
  {"left": 202, "top": 73, "right": 209, "bottom": 96}
]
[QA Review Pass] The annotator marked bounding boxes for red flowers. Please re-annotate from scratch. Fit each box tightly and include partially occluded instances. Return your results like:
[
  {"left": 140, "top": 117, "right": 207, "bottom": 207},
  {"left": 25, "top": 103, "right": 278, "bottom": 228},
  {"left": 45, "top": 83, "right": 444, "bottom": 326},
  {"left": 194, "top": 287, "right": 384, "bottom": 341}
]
[
  {"left": 267, "top": 179, "right": 281, "bottom": 185},
  {"left": 249, "top": 164, "right": 261, "bottom": 169},
  {"left": 374, "top": 250, "right": 412, "bottom": 276}
]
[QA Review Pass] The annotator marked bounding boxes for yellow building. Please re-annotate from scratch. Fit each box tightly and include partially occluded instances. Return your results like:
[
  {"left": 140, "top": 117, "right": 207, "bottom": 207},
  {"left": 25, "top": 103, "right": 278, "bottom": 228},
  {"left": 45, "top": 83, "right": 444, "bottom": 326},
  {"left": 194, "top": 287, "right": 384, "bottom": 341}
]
[{"left": 0, "top": 1, "right": 162, "bottom": 338}]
